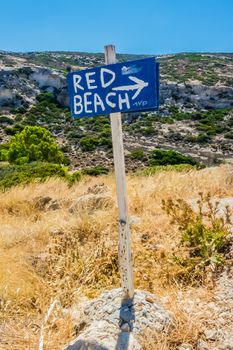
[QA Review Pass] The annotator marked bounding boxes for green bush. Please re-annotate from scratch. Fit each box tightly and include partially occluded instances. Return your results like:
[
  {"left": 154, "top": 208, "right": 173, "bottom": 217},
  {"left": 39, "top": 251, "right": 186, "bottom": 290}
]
[
  {"left": 99, "top": 126, "right": 111, "bottom": 138},
  {"left": 0, "top": 116, "right": 14, "bottom": 125},
  {"left": 4, "top": 123, "right": 24, "bottom": 135},
  {"left": 0, "top": 144, "right": 10, "bottom": 161},
  {"left": 138, "top": 164, "right": 196, "bottom": 176},
  {"left": 8, "top": 126, "right": 64, "bottom": 164},
  {"left": 0, "top": 162, "right": 66, "bottom": 189},
  {"left": 141, "top": 126, "right": 155, "bottom": 135},
  {"left": 80, "top": 136, "right": 99, "bottom": 151},
  {"left": 67, "top": 171, "right": 82, "bottom": 185},
  {"left": 224, "top": 132, "right": 233, "bottom": 139},
  {"left": 36, "top": 92, "right": 57, "bottom": 104},
  {"left": 82, "top": 166, "right": 109, "bottom": 176},
  {"left": 149, "top": 149, "right": 197, "bottom": 167},
  {"left": 99, "top": 137, "right": 112, "bottom": 149},
  {"left": 196, "top": 133, "right": 211, "bottom": 143},
  {"left": 129, "top": 149, "right": 145, "bottom": 160},
  {"left": 162, "top": 193, "right": 231, "bottom": 282},
  {"left": 161, "top": 116, "right": 174, "bottom": 124},
  {"left": 16, "top": 67, "right": 33, "bottom": 76}
]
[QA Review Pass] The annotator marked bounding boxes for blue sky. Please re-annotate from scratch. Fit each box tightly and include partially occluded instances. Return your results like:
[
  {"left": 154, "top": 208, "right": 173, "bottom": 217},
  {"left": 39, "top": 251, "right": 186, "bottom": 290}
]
[{"left": 1, "top": 0, "right": 233, "bottom": 54}]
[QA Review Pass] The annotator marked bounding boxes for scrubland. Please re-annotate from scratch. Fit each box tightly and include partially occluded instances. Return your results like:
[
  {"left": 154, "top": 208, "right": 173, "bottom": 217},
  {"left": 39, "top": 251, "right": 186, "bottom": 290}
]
[{"left": 0, "top": 165, "right": 232, "bottom": 349}]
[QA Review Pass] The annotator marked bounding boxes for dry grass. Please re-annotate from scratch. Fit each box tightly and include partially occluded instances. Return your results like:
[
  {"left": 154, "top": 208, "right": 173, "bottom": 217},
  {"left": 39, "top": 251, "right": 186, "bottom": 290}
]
[
  {"left": 0, "top": 165, "right": 232, "bottom": 349},
  {"left": 142, "top": 303, "right": 203, "bottom": 349}
]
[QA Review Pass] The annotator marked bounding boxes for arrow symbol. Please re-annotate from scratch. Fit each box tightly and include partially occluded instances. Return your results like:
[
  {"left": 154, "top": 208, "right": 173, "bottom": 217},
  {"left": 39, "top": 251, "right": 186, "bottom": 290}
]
[{"left": 112, "top": 76, "right": 149, "bottom": 100}]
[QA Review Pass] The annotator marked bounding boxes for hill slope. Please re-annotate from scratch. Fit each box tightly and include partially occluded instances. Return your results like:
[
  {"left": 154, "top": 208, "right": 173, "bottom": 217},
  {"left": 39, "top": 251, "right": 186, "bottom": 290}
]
[{"left": 0, "top": 51, "right": 233, "bottom": 168}]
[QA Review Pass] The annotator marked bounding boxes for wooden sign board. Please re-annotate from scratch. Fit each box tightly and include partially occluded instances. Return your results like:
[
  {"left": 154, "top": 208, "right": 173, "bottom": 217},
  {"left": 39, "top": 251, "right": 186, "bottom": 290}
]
[{"left": 67, "top": 45, "right": 160, "bottom": 299}]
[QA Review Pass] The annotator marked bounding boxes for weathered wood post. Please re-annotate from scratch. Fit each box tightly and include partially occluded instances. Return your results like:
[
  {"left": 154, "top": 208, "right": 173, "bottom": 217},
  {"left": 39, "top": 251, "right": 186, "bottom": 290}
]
[{"left": 104, "top": 45, "right": 134, "bottom": 299}]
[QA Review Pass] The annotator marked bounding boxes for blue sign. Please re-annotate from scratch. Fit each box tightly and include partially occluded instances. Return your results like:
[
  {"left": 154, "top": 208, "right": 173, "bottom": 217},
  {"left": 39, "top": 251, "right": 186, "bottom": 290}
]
[{"left": 67, "top": 57, "right": 159, "bottom": 118}]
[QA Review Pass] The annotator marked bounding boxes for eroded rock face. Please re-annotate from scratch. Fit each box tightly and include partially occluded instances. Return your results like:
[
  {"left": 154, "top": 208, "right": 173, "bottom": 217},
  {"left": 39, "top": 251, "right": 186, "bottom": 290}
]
[
  {"left": 64, "top": 288, "right": 171, "bottom": 350},
  {"left": 0, "top": 66, "right": 233, "bottom": 110},
  {"left": 161, "top": 81, "right": 233, "bottom": 109},
  {"left": 0, "top": 67, "right": 67, "bottom": 108},
  {"left": 0, "top": 87, "right": 17, "bottom": 107},
  {"left": 30, "top": 68, "right": 66, "bottom": 90}
]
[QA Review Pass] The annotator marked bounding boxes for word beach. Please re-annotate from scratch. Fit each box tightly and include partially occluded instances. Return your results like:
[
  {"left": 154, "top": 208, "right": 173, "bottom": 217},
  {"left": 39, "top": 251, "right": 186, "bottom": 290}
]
[{"left": 67, "top": 57, "right": 159, "bottom": 118}]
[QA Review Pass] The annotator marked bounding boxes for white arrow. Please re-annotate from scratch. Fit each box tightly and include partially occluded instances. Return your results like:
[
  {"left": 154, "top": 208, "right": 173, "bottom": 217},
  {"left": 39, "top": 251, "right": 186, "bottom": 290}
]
[{"left": 112, "top": 76, "right": 149, "bottom": 100}]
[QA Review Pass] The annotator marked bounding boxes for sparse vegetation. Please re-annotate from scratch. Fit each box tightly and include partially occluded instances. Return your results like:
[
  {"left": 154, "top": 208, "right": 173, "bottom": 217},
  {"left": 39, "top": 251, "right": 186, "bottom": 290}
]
[
  {"left": 162, "top": 193, "right": 231, "bottom": 283},
  {"left": 225, "top": 131, "right": 233, "bottom": 139},
  {"left": 149, "top": 149, "right": 198, "bottom": 166},
  {"left": 129, "top": 149, "right": 145, "bottom": 160},
  {"left": 0, "top": 162, "right": 67, "bottom": 189},
  {"left": 138, "top": 164, "right": 196, "bottom": 175},
  {"left": 0, "top": 165, "right": 232, "bottom": 348},
  {"left": 82, "top": 166, "right": 109, "bottom": 176}
]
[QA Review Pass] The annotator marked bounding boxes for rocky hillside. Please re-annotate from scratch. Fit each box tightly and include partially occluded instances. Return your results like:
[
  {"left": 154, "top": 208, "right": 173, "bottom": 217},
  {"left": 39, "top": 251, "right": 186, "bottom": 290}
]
[{"left": 0, "top": 51, "right": 233, "bottom": 168}]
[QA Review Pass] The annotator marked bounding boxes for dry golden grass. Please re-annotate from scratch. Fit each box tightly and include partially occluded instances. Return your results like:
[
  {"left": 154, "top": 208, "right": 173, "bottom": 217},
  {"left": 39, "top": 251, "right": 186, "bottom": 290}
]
[
  {"left": 141, "top": 305, "right": 202, "bottom": 350},
  {"left": 0, "top": 165, "right": 232, "bottom": 349}
]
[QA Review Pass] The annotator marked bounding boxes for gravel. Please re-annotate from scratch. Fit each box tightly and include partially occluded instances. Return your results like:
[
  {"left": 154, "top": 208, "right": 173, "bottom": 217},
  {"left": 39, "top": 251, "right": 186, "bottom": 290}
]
[{"left": 64, "top": 288, "right": 171, "bottom": 350}]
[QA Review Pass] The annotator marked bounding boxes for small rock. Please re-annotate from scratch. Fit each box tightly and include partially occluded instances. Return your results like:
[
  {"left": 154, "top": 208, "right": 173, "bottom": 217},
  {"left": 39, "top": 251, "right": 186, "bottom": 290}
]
[
  {"left": 103, "top": 305, "right": 114, "bottom": 314},
  {"left": 178, "top": 343, "right": 193, "bottom": 350},
  {"left": 129, "top": 216, "right": 141, "bottom": 225},
  {"left": 121, "top": 322, "right": 130, "bottom": 332},
  {"left": 87, "top": 184, "right": 109, "bottom": 195},
  {"left": 34, "top": 196, "right": 52, "bottom": 210},
  {"left": 219, "top": 340, "right": 233, "bottom": 350},
  {"left": 69, "top": 193, "right": 113, "bottom": 213},
  {"left": 197, "top": 339, "right": 209, "bottom": 350},
  {"left": 145, "top": 296, "right": 154, "bottom": 303},
  {"left": 204, "top": 329, "right": 218, "bottom": 341}
]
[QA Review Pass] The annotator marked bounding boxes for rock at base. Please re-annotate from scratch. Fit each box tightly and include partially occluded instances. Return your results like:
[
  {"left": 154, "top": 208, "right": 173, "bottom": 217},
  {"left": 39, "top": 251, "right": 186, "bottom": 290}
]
[{"left": 64, "top": 288, "right": 171, "bottom": 350}]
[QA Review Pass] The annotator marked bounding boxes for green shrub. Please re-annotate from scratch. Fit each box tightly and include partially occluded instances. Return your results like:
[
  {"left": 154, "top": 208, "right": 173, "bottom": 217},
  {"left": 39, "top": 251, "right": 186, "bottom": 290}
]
[
  {"left": 99, "top": 126, "right": 111, "bottom": 138},
  {"left": 99, "top": 137, "right": 112, "bottom": 149},
  {"left": 138, "top": 164, "right": 196, "bottom": 176},
  {"left": 141, "top": 126, "right": 155, "bottom": 135},
  {"left": 196, "top": 133, "right": 211, "bottom": 143},
  {"left": 192, "top": 109, "right": 230, "bottom": 136},
  {"left": 224, "top": 132, "right": 233, "bottom": 139},
  {"left": 8, "top": 126, "right": 64, "bottom": 164},
  {"left": 0, "top": 116, "right": 14, "bottom": 125},
  {"left": 149, "top": 149, "right": 197, "bottom": 166},
  {"left": 167, "top": 131, "right": 183, "bottom": 141},
  {"left": 82, "top": 166, "right": 109, "bottom": 176},
  {"left": 67, "top": 171, "right": 82, "bottom": 185},
  {"left": 0, "top": 144, "right": 10, "bottom": 161},
  {"left": 0, "top": 162, "right": 66, "bottom": 189},
  {"left": 4, "top": 123, "right": 24, "bottom": 135},
  {"left": 161, "top": 116, "right": 174, "bottom": 124},
  {"left": 171, "top": 111, "right": 191, "bottom": 121},
  {"left": 16, "top": 67, "right": 33, "bottom": 76},
  {"left": 36, "top": 92, "right": 57, "bottom": 104},
  {"left": 80, "top": 136, "right": 99, "bottom": 151},
  {"left": 0, "top": 149, "right": 8, "bottom": 162},
  {"left": 129, "top": 149, "right": 145, "bottom": 160},
  {"left": 162, "top": 193, "right": 231, "bottom": 282}
]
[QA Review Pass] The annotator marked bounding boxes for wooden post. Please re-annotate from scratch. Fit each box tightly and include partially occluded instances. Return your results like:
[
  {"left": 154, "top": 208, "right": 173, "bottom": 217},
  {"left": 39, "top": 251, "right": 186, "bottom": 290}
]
[{"left": 104, "top": 45, "right": 134, "bottom": 300}]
